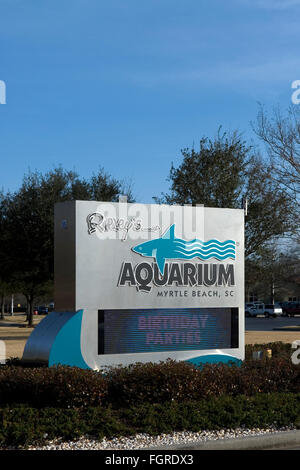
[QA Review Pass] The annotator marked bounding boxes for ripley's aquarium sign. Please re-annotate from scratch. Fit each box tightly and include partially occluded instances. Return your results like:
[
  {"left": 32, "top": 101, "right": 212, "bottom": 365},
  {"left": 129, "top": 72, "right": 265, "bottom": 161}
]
[{"left": 22, "top": 201, "right": 245, "bottom": 369}]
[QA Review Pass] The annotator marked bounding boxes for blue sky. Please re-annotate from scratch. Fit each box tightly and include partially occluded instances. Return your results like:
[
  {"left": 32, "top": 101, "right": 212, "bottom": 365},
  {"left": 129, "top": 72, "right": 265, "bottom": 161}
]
[{"left": 0, "top": 0, "right": 299, "bottom": 203}]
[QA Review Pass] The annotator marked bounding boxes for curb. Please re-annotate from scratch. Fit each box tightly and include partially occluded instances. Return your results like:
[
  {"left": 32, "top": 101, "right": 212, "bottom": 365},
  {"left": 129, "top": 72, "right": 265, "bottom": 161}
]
[{"left": 143, "top": 430, "right": 300, "bottom": 451}]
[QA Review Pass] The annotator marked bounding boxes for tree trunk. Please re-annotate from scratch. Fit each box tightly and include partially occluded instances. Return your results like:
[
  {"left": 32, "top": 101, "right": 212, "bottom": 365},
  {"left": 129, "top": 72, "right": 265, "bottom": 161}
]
[
  {"left": 245, "top": 285, "right": 250, "bottom": 303},
  {"left": 0, "top": 294, "right": 4, "bottom": 320},
  {"left": 270, "top": 275, "right": 275, "bottom": 304},
  {"left": 26, "top": 295, "right": 34, "bottom": 327}
]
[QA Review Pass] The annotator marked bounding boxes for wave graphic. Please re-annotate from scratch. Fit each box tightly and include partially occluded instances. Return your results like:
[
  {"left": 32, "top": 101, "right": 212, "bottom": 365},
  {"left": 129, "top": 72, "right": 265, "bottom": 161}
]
[
  {"left": 176, "top": 238, "right": 235, "bottom": 247},
  {"left": 173, "top": 239, "right": 236, "bottom": 260},
  {"left": 174, "top": 244, "right": 235, "bottom": 254},
  {"left": 176, "top": 240, "right": 235, "bottom": 249},
  {"left": 174, "top": 250, "right": 235, "bottom": 261}
]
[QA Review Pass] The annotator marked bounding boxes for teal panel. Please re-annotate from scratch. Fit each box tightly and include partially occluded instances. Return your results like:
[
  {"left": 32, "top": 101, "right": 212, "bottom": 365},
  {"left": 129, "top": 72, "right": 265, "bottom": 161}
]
[
  {"left": 186, "top": 354, "right": 242, "bottom": 367},
  {"left": 49, "top": 309, "right": 91, "bottom": 369}
]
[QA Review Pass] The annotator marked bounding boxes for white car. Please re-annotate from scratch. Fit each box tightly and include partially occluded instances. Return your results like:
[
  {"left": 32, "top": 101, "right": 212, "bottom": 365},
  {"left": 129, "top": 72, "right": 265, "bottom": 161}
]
[
  {"left": 245, "top": 303, "right": 265, "bottom": 317},
  {"left": 264, "top": 304, "right": 282, "bottom": 318}
]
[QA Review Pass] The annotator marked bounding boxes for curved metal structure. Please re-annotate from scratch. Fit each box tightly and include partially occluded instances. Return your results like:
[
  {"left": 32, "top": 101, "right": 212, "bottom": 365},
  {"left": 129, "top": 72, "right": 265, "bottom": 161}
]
[{"left": 22, "top": 310, "right": 90, "bottom": 368}]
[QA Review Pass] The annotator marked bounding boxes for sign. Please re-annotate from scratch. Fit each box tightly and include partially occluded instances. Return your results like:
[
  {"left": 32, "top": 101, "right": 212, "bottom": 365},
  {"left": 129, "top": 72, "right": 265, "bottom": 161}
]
[
  {"left": 23, "top": 201, "right": 245, "bottom": 369},
  {"left": 98, "top": 308, "right": 238, "bottom": 354}
]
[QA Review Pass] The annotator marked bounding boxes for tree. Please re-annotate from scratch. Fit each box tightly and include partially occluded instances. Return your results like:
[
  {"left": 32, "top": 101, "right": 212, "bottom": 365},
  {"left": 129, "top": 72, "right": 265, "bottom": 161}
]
[
  {"left": 3, "top": 167, "right": 133, "bottom": 326},
  {"left": 245, "top": 242, "right": 300, "bottom": 303},
  {"left": 157, "top": 130, "right": 248, "bottom": 208},
  {"left": 253, "top": 104, "right": 300, "bottom": 209},
  {"left": 243, "top": 156, "right": 296, "bottom": 257},
  {"left": 277, "top": 244, "right": 300, "bottom": 300},
  {"left": 156, "top": 130, "right": 297, "bottom": 259},
  {"left": 0, "top": 281, "right": 11, "bottom": 319},
  {"left": 0, "top": 191, "right": 16, "bottom": 319}
]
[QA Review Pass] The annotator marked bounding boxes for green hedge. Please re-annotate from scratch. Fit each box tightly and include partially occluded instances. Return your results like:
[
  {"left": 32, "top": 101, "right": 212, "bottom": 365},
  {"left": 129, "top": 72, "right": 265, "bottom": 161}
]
[
  {"left": 1, "top": 393, "right": 300, "bottom": 448},
  {"left": 0, "top": 343, "right": 299, "bottom": 408},
  {"left": 105, "top": 356, "right": 300, "bottom": 407},
  {"left": 0, "top": 344, "right": 299, "bottom": 448},
  {"left": 0, "top": 365, "right": 108, "bottom": 408}
]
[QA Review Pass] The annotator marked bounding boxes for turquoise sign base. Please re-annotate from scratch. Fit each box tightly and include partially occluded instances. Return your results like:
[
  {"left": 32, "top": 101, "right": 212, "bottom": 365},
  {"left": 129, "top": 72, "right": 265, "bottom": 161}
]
[
  {"left": 186, "top": 354, "right": 242, "bottom": 367},
  {"left": 49, "top": 309, "right": 91, "bottom": 369}
]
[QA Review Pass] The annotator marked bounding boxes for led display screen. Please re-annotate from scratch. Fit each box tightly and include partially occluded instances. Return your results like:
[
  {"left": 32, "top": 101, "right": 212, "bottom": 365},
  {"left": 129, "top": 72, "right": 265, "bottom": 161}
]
[{"left": 98, "top": 308, "right": 238, "bottom": 355}]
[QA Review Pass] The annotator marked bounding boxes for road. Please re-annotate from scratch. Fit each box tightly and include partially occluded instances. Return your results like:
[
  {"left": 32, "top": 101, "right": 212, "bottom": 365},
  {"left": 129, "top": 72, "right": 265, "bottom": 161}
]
[{"left": 245, "top": 315, "right": 300, "bottom": 331}]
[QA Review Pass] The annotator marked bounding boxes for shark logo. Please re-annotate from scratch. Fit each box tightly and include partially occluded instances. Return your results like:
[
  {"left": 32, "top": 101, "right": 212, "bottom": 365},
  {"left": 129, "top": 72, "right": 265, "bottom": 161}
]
[{"left": 132, "top": 224, "right": 236, "bottom": 275}]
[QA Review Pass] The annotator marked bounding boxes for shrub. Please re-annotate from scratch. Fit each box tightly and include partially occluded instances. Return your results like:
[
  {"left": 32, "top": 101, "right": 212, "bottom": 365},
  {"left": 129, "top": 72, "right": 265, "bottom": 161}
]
[
  {"left": 1, "top": 393, "right": 300, "bottom": 448},
  {"left": 245, "top": 342, "right": 293, "bottom": 361},
  {"left": 105, "top": 359, "right": 202, "bottom": 406},
  {"left": 0, "top": 345, "right": 299, "bottom": 408},
  {"left": 105, "top": 356, "right": 300, "bottom": 406},
  {"left": 0, "top": 365, "right": 108, "bottom": 408}
]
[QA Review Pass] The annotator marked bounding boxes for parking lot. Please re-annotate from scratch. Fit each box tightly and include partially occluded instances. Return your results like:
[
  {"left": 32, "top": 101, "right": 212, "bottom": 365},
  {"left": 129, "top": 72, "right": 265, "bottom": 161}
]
[
  {"left": 245, "top": 314, "right": 300, "bottom": 331},
  {"left": 244, "top": 314, "right": 300, "bottom": 345}
]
